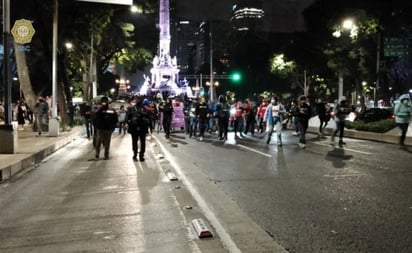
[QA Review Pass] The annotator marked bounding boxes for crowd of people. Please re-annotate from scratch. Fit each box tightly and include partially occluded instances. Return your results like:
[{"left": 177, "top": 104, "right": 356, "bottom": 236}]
[
  {"left": 0, "top": 97, "right": 50, "bottom": 135},
  {"left": 1, "top": 90, "right": 410, "bottom": 162},
  {"left": 79, "top": 92, "right": 412, "bottom": 161}
]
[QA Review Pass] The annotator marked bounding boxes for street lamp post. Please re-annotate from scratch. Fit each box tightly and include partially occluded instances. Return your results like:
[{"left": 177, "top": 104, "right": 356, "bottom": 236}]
[
  {"left": 0, "top": 0, "right": 18, "bottom": 154},
  {"left": 335, "top": 18, "right": 357, "bottom": 101},
  {"left": 209, "top": 21, "right": 214, "bottom": 102},
  {"left": 375, "top": 30, "right": 381, "bottom": 107}
]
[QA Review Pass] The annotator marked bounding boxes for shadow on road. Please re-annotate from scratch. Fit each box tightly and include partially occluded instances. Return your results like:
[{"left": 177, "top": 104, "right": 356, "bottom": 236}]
[{"left": 325, "top": 147, "right": 353, "bottom": 168}]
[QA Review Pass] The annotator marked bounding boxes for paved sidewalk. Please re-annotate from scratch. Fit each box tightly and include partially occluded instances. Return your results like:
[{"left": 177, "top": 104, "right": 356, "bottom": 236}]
[
  {"left": 307, "top": 117, "right": 412, "bottom": 146},
  {"left": 0, "top": 126, "right": 84, "bottom": 182}
]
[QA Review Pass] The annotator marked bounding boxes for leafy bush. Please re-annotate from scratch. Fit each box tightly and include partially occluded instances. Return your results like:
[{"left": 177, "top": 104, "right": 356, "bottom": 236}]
[{"left": 345, "top": 119, "right": 396, "bottom": 133}]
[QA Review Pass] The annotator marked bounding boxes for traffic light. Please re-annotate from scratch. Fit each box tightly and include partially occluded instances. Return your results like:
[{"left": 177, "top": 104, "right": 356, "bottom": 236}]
[
  {"left": 200, "top": 87, "right": 205, "bottom": 96},
  {"left": 230, "top": 72, "right": 242, "bottom": 83}
]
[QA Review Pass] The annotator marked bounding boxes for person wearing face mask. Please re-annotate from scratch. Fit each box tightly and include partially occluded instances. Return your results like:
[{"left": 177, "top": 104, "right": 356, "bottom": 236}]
[
  {"left": 264, "top": 97, "right": 286, "bottom": 145},
  {"left": 94, "top": 96, "right": 118, "bottom": 160},
  {"left": 394, "top": 94, "right": 411, "bottom": 149}
]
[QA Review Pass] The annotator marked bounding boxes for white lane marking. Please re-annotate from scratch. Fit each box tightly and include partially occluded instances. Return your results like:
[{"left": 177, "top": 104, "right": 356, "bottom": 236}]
[
  {"left": 237, "top": 144, "right": 272, "bottom": 158},
  {"left": 153, "top": 136, "right": 242, "bottom": 253},
  {"left": 313, "top": 142, "right": 372, "bottom": 155},
  {"left": 323, "top": 173, "right": 367, "bottom": 178}
]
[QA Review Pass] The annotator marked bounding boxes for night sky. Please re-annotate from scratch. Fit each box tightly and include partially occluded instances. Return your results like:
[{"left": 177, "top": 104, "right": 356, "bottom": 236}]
[{"left": 176, "top": 0, "right": 317, "bottom": 32}]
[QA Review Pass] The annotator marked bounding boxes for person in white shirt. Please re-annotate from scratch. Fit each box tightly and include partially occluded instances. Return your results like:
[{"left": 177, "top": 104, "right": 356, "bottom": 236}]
[{"left": 264, "top": 97, "right": 286, "bottom": 146}]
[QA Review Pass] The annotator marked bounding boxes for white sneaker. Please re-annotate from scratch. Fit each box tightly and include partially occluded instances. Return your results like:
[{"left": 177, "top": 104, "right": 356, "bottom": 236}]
[
  {"left": 199, "top": 137, "right": 203, "bottom": 141},
  {"left": 301, "top": 143, "right": 306, "bottom": 149}
]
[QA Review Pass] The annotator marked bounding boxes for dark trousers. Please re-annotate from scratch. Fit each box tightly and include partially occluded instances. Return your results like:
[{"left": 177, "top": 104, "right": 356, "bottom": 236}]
[
  {"left": 244, "top": 118, "right": 256, "bottom": 135},
  {"left": 84, "top": 118, "right": 93, "bottom": 138},
  {"left": 218, "top": 117, "right": 229, "bottom": 139},
  {"left": 163, "top": 115, "right": 172, "bottom": 137},
  {"left": 297, "top": 120, "right": 308, "bottom": 144},
  {"left": 198, "top": 118, "right": 208, "bottom": 137},
  {"left": 118, "top": 121, "right": 127, "bottom": 134},
  {"left": 189, "top": 117, "right": 198, "bottom": 137},
  {"left": 397, "top": 123, "right": 409, "bottom": 145},
  {"left": 131, "top": 132, "right": 146, "bottom": 158},
  {"left": 234, "top": 117, "right": 244, "bottom": 134},
  {"left": 332, "top": 121, "right": 345, "bottom": 141},
  {"left": 95, "top": 129, "right": 113, "bottom": 158}
]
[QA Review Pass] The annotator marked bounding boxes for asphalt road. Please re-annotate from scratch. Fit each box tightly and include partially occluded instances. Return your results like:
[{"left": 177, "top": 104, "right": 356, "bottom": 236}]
[
  {"left": 158, "top": 130, "right": 412, "bottom": 253},
  {"left": 1, "top": 128, "right": 411, "bottom": 253},
  {"left": 0, "top": 135, "right": 228, "bottom": 253}
]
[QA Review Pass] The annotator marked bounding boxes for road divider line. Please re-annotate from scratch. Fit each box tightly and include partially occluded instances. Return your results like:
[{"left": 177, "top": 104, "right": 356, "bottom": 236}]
[
  {"left": 237, "top": 144, "right": 272, "bottom": 158},
  {"left": 314, "top": 142, "right": 372, "bottom": 155},
  {"left": 152, "top": 135, "right": 242, "bottom": 253}
]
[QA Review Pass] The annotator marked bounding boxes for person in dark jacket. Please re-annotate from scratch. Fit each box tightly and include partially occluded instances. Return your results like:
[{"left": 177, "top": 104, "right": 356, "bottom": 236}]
[
  {"left": 315, "top": 99, "right": 329, "bottom": 137},
  {"left": 80, "top": 101, "right": 94, "bottom": 140},
  {"left": 215, "top": 95, "right": 230, "bottom": 141},
  {"left": 331, "top": 96, "right": 351, "bottom": 146},
  {"left": 159, "top": 97, "right": 174, "bottom": 139},
  {"left": 94, "top": 96, "right": 118, "bottom": 160},
  {"left": 126, "top": 96, "right": 150, "bottom": 161},
  {"left": 196, "top": 97, "right": 210, "bottom": 141},
  {"left": 292, "top": 95, "right": 312, "bottom": 149}
]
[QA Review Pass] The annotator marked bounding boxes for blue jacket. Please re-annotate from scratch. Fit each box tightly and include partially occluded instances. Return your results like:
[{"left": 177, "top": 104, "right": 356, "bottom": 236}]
[{"left": 264, "top": 103, "right": 286, "bottom": 125}]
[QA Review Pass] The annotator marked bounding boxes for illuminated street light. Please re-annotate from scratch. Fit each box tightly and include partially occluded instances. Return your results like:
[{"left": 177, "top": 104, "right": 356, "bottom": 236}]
[
  {"left": 342, "top": 19, "right": 354, "bottom": 30},
  {"left": 65, "top": 42, "right": 73, "bottom": 50}
]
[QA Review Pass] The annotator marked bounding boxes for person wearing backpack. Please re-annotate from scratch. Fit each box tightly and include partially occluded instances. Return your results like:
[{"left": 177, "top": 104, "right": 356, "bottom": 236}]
[{"left": 126, "top": 96, "right": 150, "bottom": 161}]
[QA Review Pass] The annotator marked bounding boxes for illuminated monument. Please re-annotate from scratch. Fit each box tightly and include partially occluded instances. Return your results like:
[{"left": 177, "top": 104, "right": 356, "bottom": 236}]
[{"left": 140, "top": 0, "right": 192, "bottom": 97}]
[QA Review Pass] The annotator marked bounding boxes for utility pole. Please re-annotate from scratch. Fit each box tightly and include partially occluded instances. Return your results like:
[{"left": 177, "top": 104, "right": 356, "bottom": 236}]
[
  {"left": 375, "top": 31, "right": 381, "bottom": 107},
  {"left": 209, "top": 21, "right": 214, "bottom": 102},
  {"left": 0, "top": 0, "right": 18, "bottom": 154}
]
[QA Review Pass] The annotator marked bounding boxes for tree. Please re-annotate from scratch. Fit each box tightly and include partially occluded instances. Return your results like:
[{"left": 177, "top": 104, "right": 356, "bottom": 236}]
[
  {"left": 7, "top": 0, "right": 157, "bottom": 123},
  {"left": 303, "top": 0, "right": 412, "bottom": 102}
]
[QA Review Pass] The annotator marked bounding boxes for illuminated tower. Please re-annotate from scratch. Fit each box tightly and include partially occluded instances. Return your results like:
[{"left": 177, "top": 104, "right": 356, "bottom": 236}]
[
  {"left": 231, "top": 0, "right": 264, "bottom": 31},
  {"left": 148, "top": 0, "right": 181, "bottom": 97}
]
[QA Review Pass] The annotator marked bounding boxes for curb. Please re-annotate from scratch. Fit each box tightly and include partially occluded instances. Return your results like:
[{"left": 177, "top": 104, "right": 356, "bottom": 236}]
[
  {"left": 307, "top": 126, "right": 412, "bottom": 145},
  {"left": 0, "top": 128, "right": 82, "bottom": 182}
]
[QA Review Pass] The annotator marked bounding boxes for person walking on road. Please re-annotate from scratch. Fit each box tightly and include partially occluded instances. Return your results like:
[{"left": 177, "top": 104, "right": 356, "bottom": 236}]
[
  {"left": 315, "top": 99, "right": 330, "bottom": 137},
  {"left": 188, "top": 99, "right": 198, "bottom": 138},
  {"left": 215, "top": 95, "right": 230, "bottom": 141},
  {"left": 126, "top": 96, "right": 150, "bottom": 161},
  {"left": 331, "top": 96, "right": 351, "bottom": 146},
  {"left": 196, "top": 97, "right": 210, "bottom": 141},
  {"left": 159, "top": 97, "right": 173, "bottom": 139},
  {"left": 94, "top": 96, "right": 118, "bottom": 160},
  {"left": 292, "top": 95, "right": 312, "bottom": 149},
  {"left": 16, "top": 100, "right": 27, "bottom": 130},
  {"left": 394, "top": 94, "right": 411, "bottom": 149},
  {"left": 117, "top": 105, "right": 127, "bottom": 135},
  {"left": 265, "top": 97, "right": 286, "bottom": 146},
  {"left": 35, "top": 97, "right": 49, "bottom": 136},
  {"left": 257, "top": 99, "right": 268, "bottom": 134}
]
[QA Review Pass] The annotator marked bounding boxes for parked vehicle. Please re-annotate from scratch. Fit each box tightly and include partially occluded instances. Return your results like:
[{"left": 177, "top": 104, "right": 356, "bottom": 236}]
[{"left": 355, "top": 108, "right": 395, "bottom": 123}]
